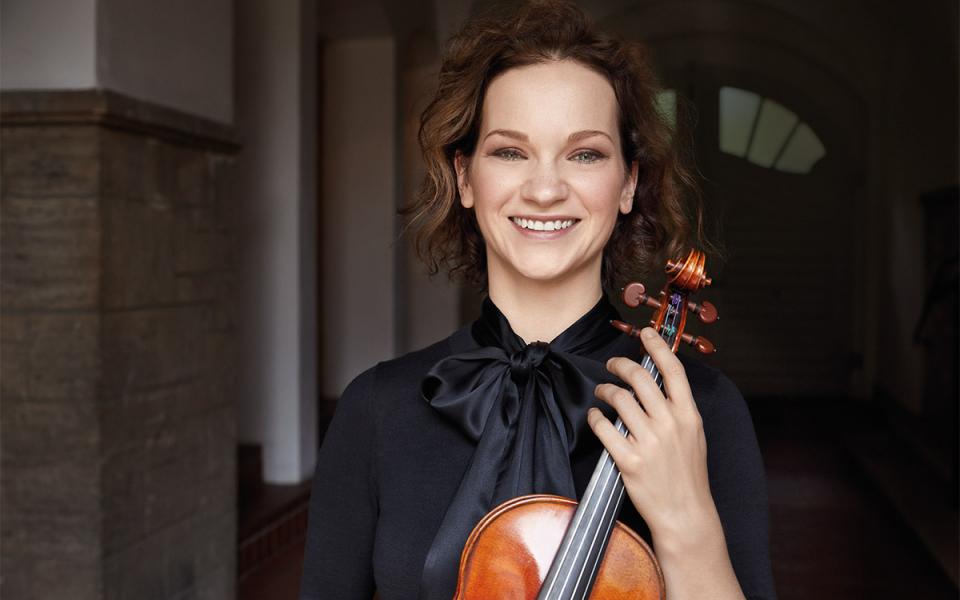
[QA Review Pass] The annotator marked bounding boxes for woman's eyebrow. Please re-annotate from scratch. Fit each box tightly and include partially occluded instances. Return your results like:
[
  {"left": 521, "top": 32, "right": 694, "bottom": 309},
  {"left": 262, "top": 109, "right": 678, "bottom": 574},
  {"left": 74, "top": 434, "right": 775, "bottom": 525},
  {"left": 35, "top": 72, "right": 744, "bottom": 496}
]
[{"left": 483, "top": 129, "right": 613, "bottom": 144}]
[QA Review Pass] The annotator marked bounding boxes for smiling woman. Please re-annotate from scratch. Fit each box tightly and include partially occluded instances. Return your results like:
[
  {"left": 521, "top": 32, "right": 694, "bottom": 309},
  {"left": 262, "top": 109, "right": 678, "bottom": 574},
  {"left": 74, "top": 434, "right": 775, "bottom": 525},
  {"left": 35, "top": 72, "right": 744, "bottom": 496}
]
[
  {"left": 453, "top": 60, "right": 637, "bottom": 341},
  {"left": 301, "top": 1, "right": 776, "bottom": 599}
]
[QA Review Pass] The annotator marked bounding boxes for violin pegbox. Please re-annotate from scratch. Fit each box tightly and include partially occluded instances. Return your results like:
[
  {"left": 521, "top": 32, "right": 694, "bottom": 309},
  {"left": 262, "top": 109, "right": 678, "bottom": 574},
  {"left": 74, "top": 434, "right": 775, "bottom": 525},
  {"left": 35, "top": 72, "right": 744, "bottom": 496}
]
[{"left": 612, "top": 249, "right": 719, "bottom": 355}]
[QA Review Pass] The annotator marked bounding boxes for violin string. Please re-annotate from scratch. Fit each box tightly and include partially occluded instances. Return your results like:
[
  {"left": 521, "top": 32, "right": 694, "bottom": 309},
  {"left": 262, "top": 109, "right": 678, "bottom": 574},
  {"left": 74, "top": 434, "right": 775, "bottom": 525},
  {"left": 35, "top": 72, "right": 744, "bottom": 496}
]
[
  {"left": 543, "top": 444, "right": 619, "bottom": 598},
  {"left": 538, "top": 439, "right": 613, "bottom": 598},
  {"left": 561, "top": 306, "right": 676, "bottom": 598},
  {"left": 568, "top": 464, "right": 622, "bottom": 596},
  {"left": 580, "top": 481, "right": 627, "bottom": 598},
  {"left": 554, "top": 457, "right": 618, "bottom": 598},
  {"left": 546, "top": 295, "right": 678, "bottom": 598}
]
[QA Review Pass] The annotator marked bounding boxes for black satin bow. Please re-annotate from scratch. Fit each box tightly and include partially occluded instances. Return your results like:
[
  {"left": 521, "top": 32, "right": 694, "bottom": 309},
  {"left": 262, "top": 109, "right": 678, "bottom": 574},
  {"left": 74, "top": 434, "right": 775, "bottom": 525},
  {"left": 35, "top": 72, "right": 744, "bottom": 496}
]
[{"left": 418, "top": 295, "right": 622, "bottom": 600}]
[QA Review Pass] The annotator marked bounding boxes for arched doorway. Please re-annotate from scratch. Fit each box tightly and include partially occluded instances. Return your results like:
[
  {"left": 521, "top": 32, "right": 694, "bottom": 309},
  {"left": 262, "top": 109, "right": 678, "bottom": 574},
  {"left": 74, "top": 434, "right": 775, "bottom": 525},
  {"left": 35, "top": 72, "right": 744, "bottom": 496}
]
[{"left": 602, "top": 3, "right": 869, "bottom": 399}]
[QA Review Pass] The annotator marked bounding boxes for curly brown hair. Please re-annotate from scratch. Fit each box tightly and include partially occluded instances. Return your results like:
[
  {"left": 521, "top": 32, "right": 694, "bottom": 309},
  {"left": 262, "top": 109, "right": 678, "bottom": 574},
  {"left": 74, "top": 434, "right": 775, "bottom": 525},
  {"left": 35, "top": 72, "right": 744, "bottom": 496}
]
[{"left": 401, "top": 0, "right": 710, "bottom": 291}]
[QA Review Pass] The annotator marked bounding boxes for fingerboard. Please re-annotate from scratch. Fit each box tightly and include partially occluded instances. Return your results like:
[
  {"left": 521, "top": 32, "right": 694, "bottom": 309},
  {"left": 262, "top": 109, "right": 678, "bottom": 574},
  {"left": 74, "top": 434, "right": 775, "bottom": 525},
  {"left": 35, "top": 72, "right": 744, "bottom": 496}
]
[{"left": 536, "top": 290, "right": 684, "bottom": 600}]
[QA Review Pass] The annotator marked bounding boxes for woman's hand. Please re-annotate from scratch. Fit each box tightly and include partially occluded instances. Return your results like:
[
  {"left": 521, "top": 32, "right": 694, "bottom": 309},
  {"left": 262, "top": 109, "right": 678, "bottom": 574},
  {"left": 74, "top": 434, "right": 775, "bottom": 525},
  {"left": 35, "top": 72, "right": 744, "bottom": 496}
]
[
  {"left": 587, "top": 327, "right": 748, "bottom": 599},
  {"left": 586, "top": 326, "right": 718, "bottom": 552}
]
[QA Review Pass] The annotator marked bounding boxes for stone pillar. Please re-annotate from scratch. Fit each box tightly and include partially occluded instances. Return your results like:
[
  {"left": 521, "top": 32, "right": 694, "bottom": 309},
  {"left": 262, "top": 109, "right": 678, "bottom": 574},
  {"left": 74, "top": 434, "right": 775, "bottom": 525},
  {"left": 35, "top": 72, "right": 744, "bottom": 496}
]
[{"left": 1, "top": 90, "right": 239, "bottom": 600}]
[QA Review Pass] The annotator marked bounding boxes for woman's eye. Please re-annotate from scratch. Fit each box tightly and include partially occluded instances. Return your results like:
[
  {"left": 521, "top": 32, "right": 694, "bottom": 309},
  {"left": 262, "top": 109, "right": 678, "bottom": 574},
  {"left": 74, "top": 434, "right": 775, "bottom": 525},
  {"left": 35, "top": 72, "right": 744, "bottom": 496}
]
[
  {"left": 492, "top": 148, "right": 525, "bottom": 161},
  {"left": 571, "top": 150, "right": 604, "bottom": 163}
]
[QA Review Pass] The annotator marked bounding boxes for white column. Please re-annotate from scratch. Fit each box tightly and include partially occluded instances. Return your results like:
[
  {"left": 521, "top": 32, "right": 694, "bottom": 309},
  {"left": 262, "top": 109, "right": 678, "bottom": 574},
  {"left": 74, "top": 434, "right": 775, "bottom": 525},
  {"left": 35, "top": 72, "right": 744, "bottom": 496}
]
[
  {"left": 320, "top": 38, "right": 398, "bottom": 397},
  {"left": 235, "top": 0, "right": 318, "bottom": 483}
]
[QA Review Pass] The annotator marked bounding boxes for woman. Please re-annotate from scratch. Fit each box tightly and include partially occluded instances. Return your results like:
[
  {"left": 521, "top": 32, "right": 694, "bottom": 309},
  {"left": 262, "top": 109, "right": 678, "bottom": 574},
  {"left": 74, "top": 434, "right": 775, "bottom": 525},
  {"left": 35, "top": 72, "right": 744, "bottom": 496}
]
[{"left": 301, "top": 2, "right": 776, "bottom": 599}]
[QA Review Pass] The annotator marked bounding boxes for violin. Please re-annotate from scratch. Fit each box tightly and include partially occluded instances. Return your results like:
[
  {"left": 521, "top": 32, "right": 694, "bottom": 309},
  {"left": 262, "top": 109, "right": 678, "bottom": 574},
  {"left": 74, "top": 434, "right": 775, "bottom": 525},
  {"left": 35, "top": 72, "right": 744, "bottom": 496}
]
[{"left": 452, "top": 249, "right": 718, "bottom": 599}]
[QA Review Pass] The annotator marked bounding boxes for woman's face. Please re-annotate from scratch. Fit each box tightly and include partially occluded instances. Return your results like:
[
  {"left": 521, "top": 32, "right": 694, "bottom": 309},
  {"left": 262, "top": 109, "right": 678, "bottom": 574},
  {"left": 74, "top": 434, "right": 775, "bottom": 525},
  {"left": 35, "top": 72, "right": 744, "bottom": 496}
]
[{"left": 456, "top": 59, "right": 638, "bottom": 288}]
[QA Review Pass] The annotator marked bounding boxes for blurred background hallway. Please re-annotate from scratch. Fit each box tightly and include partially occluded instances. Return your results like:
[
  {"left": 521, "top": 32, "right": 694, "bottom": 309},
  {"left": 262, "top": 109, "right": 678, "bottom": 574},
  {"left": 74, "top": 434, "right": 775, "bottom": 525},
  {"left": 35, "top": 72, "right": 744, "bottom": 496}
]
[{"left": 1, "top": 0, "right": 956, "bottom": 598}]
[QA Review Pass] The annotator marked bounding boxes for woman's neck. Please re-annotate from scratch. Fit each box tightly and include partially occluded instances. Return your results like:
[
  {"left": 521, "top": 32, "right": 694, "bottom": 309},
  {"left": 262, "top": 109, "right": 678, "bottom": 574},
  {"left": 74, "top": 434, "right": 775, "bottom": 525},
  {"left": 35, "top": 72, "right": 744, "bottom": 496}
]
[{"left": 487, "top": 261, "right": 604, "bottom": 344}]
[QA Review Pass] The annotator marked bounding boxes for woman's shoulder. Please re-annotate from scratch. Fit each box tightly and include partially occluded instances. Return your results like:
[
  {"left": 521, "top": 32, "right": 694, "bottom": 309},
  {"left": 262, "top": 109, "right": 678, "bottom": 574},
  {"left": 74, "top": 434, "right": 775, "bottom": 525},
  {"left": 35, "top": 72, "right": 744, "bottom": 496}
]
[
  {"left": 676, "top": 353, "right": 751, "bottom": 425},
  {"left": 339, "top": 325, "right": 471, "bottom": 406},
  {"left": 677, "top": 354, "right": 741, "bottom": 398}
]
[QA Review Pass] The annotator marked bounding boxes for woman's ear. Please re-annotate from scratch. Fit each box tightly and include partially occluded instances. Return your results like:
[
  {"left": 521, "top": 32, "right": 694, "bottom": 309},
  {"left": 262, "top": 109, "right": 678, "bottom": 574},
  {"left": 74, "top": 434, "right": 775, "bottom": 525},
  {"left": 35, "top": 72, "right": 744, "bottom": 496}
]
[
  {"left": 455, "top": 151, "right": 474, "bottom": 209},
  {"left": 619, "top": 160, "right": 639, "bottom": 214}
]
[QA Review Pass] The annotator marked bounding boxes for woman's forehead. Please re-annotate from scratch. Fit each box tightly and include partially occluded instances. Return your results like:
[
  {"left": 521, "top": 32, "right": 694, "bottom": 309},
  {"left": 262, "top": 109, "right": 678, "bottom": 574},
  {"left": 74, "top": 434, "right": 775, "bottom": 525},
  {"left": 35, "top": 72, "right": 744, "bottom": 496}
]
[{"left": 479, "top": 60, "right": 620, "bottom": 143}]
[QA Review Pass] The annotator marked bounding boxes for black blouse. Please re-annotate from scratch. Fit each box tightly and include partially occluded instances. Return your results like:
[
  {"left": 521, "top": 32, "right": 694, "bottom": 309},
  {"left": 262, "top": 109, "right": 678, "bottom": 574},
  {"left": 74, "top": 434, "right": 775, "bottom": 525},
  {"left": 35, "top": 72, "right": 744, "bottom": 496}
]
[{"left": 300, "top": 320, "right": 777, "bottom": 599}]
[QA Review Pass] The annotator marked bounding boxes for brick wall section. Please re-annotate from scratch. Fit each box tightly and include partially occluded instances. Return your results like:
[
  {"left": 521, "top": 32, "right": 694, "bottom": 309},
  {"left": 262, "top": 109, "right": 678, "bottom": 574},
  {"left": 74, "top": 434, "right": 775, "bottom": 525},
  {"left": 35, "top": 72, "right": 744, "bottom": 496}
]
[{"left": 1, "top": 90, "right": 240, "bottom": 600}]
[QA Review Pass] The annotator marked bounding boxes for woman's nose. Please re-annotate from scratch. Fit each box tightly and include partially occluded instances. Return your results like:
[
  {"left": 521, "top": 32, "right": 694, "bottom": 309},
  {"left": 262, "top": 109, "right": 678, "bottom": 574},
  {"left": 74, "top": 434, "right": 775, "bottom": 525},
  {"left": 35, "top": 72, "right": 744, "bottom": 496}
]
[{"left": 521, "top": 169, "right": 569, "bottom": 205}]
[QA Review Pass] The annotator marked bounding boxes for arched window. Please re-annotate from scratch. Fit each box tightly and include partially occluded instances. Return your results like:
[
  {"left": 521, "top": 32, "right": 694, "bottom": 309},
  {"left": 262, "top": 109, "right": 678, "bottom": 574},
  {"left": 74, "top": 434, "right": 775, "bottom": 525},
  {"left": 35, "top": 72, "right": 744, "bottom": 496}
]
[{"left": 719, "top": 86, "right": 825, "bottom": 174}]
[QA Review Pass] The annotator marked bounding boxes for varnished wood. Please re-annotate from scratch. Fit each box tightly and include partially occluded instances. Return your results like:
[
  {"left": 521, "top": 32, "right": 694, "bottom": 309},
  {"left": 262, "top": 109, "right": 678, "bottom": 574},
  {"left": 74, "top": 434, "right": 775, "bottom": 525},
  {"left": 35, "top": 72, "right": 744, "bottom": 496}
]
[{"left": 454, "top": 495, "right": 664, "bottom": 599}]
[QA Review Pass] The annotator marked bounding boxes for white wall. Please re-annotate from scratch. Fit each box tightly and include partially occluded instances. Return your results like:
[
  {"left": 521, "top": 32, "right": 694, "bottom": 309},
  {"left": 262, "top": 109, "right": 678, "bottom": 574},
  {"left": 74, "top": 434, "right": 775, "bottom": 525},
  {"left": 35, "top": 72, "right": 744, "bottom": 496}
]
[
  {"left": 97, "top": 0, "right": 233, "bottom": 123},
  {"left": 0, "top": 0, "right": 233, "bottom": 124},
  {"left": 320, "top": 38, "right": 398, "bottom": 397},
  {"left": 0, "top": 0, "right": 98, "bottom": 89},
  {"left": 235, "top": 0, "right": 317, "bottom": 484}
]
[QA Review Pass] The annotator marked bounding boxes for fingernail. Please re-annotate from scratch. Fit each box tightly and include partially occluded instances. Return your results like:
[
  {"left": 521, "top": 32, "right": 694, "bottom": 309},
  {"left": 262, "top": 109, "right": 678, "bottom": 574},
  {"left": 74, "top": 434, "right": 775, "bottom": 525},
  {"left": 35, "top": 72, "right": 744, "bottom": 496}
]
[{"left": 641, "top": 327, "right": 656, "bottom": 340}]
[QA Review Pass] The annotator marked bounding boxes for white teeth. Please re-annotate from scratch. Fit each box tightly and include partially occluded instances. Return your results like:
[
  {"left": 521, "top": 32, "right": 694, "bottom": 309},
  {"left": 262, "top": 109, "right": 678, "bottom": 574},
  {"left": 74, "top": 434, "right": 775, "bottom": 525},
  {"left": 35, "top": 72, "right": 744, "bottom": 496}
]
[{"left": 511, "top": 217, "right": 577, "bottom": 231}]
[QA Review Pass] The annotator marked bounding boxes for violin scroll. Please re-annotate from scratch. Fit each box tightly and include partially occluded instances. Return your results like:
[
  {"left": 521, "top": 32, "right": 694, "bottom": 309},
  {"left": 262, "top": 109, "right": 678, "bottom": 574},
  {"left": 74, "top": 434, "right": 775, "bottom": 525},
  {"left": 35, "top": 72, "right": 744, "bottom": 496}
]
[{"left": 614, "top": 249, "right": 718, "bottom": 355}]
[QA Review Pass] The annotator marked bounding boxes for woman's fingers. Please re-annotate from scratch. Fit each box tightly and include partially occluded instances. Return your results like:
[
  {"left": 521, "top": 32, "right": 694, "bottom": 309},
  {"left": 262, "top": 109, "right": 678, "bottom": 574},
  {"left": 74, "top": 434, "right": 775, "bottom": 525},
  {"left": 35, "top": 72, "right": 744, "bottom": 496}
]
[
  {"left": 637, "top": 327, "right": 695, "bottom": 413},
  {"left": 586, "top": 407, "right": 634, "bottom": 461},
  {"left": 605, "top": 355, "right": 669, "bottom": 420},
  {"left": 594, "top": 382, "right": 652, "bottom": 439}
]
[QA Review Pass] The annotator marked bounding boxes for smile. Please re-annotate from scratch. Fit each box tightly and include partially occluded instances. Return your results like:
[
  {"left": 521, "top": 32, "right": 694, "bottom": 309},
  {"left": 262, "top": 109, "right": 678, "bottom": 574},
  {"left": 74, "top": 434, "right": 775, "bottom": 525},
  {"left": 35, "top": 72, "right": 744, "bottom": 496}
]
[{"left": 510, "top": 217, "right": 579, "bottom": 232}]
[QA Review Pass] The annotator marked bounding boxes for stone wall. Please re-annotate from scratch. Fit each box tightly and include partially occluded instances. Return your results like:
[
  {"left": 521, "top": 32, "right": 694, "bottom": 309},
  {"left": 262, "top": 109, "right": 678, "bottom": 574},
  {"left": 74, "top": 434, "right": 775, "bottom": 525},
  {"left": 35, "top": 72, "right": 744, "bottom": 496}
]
[{"left": 1, "top": 90, "right": 239, "bottom": 600}]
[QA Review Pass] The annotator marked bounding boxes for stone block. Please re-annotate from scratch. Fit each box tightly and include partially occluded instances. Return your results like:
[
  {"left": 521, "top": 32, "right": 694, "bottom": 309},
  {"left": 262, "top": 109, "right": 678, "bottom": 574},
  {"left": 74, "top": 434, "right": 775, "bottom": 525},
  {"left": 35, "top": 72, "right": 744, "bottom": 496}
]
[
  {"left": 103, "top": 533, "right": 168, "bottom": 600},
  {"left": 1, "top": 195, "right": 100, "bottom": 310},
  {"left": 104, "top": 509, "right": 235, "bottom": 600},
  {"left": 100, "top": 306, "right": 207, "bottom": 397},
  {"left": 173, "top": 147, "right": 210, "bottom": 210},
  {"left": 101, "top": 404, "right": 232, "bottom": 551},
  {"left": 100, "top": 439, "right": 147, "bottom": 553},
  {"left": 1, "top": 552, "right": 100, "bottom": 600},
  {"left": 0, "top": 126, "right": 99, "bottom": 197},
  {"left": 100, "top": 190, "right": 180, "bottom": 308},
  {"left": 174, "top": 272, "right": 221, "bottom": 303},
  {"left": 100, "top": 129, "right": 150, "bottom": 200},
  {"left": 194, "top": 566, "right": 235, "bottom": 600},
  {"left": 0, "top": 502, "right": 100, "bottom": 556},
  {"left": 1, "top": 396, "right": 99, "bottom": 467},
  {"left": 0, "top": 313, "right": 99, "bottom": 401}
]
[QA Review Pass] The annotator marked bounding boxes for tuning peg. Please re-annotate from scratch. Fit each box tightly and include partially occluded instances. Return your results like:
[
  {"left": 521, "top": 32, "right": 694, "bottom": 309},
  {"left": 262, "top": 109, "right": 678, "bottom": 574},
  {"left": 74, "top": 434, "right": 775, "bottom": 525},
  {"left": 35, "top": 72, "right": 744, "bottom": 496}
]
[
  {"left": 681, "top": 333, "right": 716, "bottom": 354},
  {"left": 622, "top": 282, "right": 661, "bottom": 310},
  {"left": 610, "top": 319, "right": 641, "bottom": 337},
  {"left": 687, "top": 300, "right": 718, "bottom": 324}
]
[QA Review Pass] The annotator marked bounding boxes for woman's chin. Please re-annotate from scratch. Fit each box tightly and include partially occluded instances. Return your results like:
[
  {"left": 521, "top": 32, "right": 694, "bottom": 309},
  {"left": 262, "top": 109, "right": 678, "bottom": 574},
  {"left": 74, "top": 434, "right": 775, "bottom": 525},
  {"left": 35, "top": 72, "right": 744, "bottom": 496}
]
[
  {"left": 489, "top": 247, "right": 599, "bottom": 286},
  {"left": 511, "top": 261, "right": 587, "bottom": 285}
]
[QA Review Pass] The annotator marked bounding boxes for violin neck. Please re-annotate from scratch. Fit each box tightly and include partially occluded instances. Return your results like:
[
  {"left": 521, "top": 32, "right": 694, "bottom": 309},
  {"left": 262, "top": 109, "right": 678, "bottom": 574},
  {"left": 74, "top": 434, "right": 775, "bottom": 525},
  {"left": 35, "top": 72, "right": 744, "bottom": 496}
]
[{"left": 536, "top": 353, "right": 663, "bottom": 600}]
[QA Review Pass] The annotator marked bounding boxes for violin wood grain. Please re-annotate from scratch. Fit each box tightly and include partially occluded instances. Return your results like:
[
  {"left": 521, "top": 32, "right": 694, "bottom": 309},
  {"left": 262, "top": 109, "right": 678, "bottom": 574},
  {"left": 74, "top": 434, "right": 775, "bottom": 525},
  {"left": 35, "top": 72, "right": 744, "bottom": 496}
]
[{"left": 454, "top": 494, "right": 664, "bottom": 599}]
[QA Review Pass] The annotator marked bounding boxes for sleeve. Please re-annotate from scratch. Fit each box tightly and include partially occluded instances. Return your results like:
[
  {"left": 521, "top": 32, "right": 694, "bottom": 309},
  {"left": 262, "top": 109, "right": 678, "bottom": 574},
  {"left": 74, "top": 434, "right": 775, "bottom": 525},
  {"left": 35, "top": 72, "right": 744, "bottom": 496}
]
[
  {"left": 300, "top": 367, "right": 379, "bottom": 599},
  {"left": 701, "top": 372, "right": 778, "bottom": 600}
]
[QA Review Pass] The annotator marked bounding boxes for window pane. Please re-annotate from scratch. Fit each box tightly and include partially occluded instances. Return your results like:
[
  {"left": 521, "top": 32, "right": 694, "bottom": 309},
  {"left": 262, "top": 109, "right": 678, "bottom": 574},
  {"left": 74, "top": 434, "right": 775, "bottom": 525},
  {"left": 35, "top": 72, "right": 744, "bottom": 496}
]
[
  {"left": 719, "top": 86, "right": 760, "bottom": 156},
  {"left": 747, "top": 98, "right": 798, "bottom": 168},
  {"left": 775, "top": 122, "right": 826, "bottom": 173}
]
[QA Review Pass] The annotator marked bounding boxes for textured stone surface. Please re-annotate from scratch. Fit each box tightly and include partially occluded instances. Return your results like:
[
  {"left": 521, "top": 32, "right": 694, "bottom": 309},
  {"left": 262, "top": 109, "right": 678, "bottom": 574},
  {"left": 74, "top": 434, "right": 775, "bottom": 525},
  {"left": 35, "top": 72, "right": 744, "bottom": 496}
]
[
  {"left": 1, "top": 195, "right": 100, "bottom": 310},
  {"left": 2, "top": 90, "right": 238, "bottom": 600},
  {"left": 0, "top": 126, "right": 100, "bottom": 197}
]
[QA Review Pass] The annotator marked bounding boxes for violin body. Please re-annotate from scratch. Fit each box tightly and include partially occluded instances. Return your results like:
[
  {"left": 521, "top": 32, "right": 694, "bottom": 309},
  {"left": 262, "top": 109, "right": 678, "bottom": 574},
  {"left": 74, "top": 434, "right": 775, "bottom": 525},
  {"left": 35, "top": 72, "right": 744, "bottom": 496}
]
[{"left": 453, "top": 495, "right": 664, "bottom": 599}]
